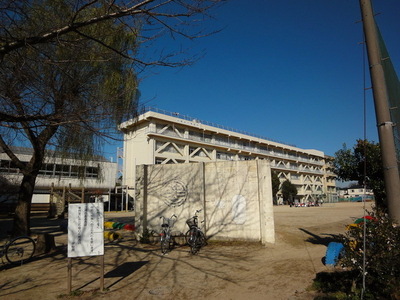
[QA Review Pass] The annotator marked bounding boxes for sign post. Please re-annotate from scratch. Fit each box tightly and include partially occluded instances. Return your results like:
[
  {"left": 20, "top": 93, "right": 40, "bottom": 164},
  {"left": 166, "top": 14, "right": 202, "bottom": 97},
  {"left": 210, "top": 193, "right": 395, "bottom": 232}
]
[{"left": 67, "top": 203, "right": 104, "bottom": 293}]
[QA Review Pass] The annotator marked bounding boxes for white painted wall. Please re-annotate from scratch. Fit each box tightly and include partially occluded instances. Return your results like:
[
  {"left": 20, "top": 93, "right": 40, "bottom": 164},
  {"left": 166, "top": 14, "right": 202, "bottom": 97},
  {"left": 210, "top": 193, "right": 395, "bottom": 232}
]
[{"left": 135, "top": 160, "right": 275, "bottom": 244}]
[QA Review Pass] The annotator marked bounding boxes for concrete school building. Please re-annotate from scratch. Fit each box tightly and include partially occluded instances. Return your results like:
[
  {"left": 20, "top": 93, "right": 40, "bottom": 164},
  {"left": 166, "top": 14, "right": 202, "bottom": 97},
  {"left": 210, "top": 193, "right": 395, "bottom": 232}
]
[
  {"left": 0, "top": 146, "right": 117, "bottom": 214},
  {"left": 119, "top": 107, "right": 337, "bottom": 204}
]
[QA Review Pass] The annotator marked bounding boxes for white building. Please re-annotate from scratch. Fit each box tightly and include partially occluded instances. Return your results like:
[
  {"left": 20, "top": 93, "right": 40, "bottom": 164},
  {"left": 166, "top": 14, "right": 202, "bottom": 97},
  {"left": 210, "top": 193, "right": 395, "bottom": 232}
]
[
  {"left": 119, "top": 108, "right": 337, "bottom": 203},
  {"left": 338, "top": 187, "right": 374, "bottom": 201},
  {"left": 0, "top": 147, "right": 117, "bottom": 207}
]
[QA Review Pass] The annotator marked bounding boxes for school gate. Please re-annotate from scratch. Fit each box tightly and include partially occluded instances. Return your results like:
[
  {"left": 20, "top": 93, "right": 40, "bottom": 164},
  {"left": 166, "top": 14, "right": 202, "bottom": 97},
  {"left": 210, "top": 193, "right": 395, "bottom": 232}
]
[{"left": 134, "top": 160, "right": 275, "bottom": 244}]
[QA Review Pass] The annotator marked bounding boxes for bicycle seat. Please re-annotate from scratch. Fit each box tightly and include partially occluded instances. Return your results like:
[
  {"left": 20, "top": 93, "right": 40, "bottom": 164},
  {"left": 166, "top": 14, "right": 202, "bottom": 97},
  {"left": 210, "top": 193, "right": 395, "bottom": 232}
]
[{"left": 161, "top": 224, "right": 169, "bottom": 228}]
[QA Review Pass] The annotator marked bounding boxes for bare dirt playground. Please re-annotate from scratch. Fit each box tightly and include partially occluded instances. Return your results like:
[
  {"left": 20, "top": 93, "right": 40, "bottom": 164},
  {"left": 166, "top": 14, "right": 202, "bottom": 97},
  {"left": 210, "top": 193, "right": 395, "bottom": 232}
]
[{"left": 0, "top": 202, "right": 372, "bottom": 300}]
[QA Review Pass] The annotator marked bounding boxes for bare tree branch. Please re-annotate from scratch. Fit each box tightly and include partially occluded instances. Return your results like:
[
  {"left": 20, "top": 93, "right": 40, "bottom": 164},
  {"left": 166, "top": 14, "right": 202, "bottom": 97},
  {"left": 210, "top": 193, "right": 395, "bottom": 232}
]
[
  {"left": 0, "top": 0, "right": 223, "bottom": 61},
  {"left": 0, "top": 0, "right": 224, "bottom": 236}
]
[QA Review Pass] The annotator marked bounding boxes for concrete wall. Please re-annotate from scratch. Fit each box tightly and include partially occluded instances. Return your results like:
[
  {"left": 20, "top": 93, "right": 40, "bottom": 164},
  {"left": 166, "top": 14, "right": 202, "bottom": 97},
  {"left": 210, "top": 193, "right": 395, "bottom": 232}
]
[{"left": 135, "top": 160, "right": 275, "bottom": 244}]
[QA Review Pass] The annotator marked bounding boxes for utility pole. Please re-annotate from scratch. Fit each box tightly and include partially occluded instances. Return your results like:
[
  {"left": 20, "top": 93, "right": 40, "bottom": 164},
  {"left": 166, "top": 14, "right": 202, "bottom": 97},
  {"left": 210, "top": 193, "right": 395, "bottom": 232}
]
[{"left": 359, "top": 0, "right": 400, "bottom": 222}]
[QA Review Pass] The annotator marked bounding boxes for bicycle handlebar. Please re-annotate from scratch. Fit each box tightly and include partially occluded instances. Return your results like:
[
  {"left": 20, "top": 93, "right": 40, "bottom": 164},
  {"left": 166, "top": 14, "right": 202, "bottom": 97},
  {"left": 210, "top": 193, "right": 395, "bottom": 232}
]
[{"left": 159, "top": 214, "right": 177, "bottom": 219}]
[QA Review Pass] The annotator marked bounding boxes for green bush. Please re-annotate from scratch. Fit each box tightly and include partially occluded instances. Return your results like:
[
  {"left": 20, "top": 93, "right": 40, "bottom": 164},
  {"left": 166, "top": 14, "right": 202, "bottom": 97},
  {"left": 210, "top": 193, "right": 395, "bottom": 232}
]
[{"left": 339, "top": 208, "right": 400, "bottom": 299}]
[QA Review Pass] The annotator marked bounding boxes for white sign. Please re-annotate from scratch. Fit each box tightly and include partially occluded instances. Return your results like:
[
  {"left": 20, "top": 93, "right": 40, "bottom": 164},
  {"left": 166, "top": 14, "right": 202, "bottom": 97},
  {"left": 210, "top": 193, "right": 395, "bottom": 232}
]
[{"left": 68, "top": 203, "right": 104, "bottom": 257}]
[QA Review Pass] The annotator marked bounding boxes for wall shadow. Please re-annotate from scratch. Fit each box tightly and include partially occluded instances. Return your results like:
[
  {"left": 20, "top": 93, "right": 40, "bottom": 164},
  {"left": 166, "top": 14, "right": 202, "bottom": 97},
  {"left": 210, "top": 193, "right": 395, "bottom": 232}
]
[
  {"left": 105, "top": 261, "right": 149, "bottom": 278},
  {"left": 104, "top": 261, "right": 149, "bottom": 289}
]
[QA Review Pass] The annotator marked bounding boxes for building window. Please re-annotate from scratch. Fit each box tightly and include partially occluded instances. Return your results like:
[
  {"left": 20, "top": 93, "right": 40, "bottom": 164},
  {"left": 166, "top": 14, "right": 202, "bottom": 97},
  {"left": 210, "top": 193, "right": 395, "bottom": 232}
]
[
  {"left": 291, "top": 174, "right": 299, "bottom": 180},
  {"left": 0, "top": 160, "right": 12, "bottom": 173},
  {"left": 215, "top": 136, "right": 229, "bottom": 146},
  {"left": 55, "top": 164, "right": 70, "bottom": 177},
  {"left": 239, "top": 155, "right": 252, "bottom": 161},
  {"left": 39, "top": 163, "right": 55, "bottom": 176},
  {"left": 216, "top": 151, "right": 234, "bottom": 161},
  {"left": 204, "top": 133, "right": 212, "bottom": 143},
  {"left": 0, "top": 159, "right": 22, "bottom": 173},
  {"left": 189, "top": 131, "right": 202, "bottom": 141},
  {"left": 85, "top": 166, "right": 99, "bottom": 178},
  {"left": 1, "top": 158, "right": 100, "bottom": 179}
]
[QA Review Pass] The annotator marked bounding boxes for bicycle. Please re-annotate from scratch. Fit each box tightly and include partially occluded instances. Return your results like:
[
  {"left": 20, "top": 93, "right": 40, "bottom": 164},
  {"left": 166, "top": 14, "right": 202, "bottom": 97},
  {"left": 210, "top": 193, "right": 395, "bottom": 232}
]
[
  {"left": 0, "top": 235, "right": 36, "bottom": 265},
  {"left": 159, "top": 214, "right": 177, "bottom": 255},
  {"left": 185, "top": 209, "right": 206, "bottom": 255}
]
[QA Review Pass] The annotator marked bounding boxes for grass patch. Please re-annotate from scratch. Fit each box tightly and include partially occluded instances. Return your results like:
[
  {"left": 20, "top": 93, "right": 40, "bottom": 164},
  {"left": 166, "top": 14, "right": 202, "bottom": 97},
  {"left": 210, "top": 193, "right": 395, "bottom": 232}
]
[{"left": 57, "top": 288, "right": 104, "bottom": 299}]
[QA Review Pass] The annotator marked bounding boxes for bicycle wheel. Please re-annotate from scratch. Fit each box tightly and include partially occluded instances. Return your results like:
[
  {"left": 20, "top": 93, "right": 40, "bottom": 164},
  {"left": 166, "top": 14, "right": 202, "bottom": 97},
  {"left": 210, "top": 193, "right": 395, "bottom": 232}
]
[
  {"left": 185, "top": 228, "right": 196, "bottom": 247},
  {"left": 187, "top": 229, "right": 199, "bottom": 254},
  {"left": 160, "top": 230, "right": 169, "bottom": 254},
  {"left": 196, "top": 231, "right": 207, "bottom": 248},
  {"left": 168, "top": 234, "right": 175, "bottom": 251},
  {"left": 6, "top": 236, "right": 36, "bottom": 265},
  {"left": 190, "top": 237, "right": 199, "bottom": 254}
]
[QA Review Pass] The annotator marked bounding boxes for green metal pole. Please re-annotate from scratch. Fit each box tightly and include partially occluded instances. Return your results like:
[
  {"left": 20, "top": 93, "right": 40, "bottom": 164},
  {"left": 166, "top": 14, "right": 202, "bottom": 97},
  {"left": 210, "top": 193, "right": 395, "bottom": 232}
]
[{"left": 360, "top": 0, "right": 400, "bottom": 222}]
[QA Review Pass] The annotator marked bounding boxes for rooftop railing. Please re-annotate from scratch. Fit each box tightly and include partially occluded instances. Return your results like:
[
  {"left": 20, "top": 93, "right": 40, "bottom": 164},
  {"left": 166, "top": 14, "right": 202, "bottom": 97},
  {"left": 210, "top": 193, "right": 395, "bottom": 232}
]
[{"left": 145, "top": 106, "right": 297, "bottom": 148}]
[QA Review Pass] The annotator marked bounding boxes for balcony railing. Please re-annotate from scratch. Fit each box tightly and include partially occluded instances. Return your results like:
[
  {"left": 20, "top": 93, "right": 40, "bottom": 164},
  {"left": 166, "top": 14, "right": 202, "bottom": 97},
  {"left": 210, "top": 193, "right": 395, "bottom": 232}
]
[
  {"left": 145, "top": 106, "right": 297, "bottom": 147},
  {"left": 148, "top": 126, "right": 327, "bottom": 168}
]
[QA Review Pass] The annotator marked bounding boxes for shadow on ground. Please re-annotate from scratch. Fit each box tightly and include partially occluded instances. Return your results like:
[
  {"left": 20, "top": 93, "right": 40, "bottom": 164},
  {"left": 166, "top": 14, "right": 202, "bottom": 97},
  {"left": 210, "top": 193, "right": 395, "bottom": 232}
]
[{"left": 299, "top": 228, "right": 341, "bottom": 246}]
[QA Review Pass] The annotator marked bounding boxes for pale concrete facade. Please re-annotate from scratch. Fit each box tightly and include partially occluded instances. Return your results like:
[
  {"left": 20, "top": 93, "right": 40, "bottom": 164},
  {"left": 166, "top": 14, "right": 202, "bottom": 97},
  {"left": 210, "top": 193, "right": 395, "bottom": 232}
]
[
  {"left": 135, "top": 160, "right": 275, "bottom": 244},
  {"left": 338, "top": 187, "right": 374, "bottom": 200},
  {"left": 0, "top": 147, "right": 117, "bottom": 203},
  {"left": 120, "top": 108, "right": 337, "bottom": 203}
]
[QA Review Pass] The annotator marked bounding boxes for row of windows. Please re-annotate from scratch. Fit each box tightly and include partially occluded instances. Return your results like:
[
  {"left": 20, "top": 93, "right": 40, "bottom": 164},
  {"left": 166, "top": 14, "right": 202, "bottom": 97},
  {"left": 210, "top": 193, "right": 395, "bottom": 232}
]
[
  {"left": 153, "top": 123, "right": 325, "bottom": 166},
  {"left": 153, "top": 143, "right": 324, "bottom": 175},
  {"left": 0, "top": 160, "right": 99, "bottom": 179}
]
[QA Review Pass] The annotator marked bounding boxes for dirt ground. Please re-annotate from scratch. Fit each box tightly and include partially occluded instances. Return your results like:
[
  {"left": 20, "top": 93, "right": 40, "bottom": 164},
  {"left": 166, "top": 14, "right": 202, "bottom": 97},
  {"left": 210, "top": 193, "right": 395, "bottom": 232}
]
[{"left": 0, "top": 202, "right": 372, "bottom": 300}]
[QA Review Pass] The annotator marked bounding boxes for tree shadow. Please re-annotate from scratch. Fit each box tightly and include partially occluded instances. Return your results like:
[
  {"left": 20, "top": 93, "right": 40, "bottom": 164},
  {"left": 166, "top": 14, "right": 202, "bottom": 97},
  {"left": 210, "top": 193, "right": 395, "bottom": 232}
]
[
  {"left": 0, "top": 244, "right": 67, "bottom": 271},
  {"left": 75, "top": 261, "right": 149, "bottom": 290},
  {"left": 299, "top": 228, "right": 341, "bottom": 246},
  {"left": 312, "top": 270, "right": 358, "bottom": 294}
]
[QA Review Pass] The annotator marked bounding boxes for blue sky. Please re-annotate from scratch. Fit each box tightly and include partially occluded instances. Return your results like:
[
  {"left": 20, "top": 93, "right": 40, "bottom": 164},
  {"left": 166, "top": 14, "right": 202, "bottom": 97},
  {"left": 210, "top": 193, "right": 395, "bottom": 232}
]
[{"left": 106, "top": 0, "right": 400, "bottom": 160}]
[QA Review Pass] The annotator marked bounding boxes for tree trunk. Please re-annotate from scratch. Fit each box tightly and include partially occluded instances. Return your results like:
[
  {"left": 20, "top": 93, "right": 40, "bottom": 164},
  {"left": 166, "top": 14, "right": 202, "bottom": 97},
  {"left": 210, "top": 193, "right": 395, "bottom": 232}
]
[
  {"left": 35, "top": 233, "right": 56, "bottom": 254},
  {"left": 12, "top": 173, "right": 37, "bottom": 236}
]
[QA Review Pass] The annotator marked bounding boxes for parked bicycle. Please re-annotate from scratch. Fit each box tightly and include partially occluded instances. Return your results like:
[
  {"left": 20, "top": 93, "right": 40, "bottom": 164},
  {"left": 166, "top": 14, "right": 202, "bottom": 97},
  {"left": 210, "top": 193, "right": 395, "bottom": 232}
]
[
  {"left": 159, "top": 214, "right": 177, "bottom": 255},
  {"left": 0, "top": 235, "right": 36, "bottom": 265},
  {"left": 185, "top": 209, "right": 206, "bottom": 254}
]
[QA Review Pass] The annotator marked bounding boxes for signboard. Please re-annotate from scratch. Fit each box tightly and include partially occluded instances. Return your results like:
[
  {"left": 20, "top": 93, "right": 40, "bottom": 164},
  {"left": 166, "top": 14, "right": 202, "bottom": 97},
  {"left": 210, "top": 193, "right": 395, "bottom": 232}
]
[{"left": 68, "top": 203, "right": 104, "bottom": 257}]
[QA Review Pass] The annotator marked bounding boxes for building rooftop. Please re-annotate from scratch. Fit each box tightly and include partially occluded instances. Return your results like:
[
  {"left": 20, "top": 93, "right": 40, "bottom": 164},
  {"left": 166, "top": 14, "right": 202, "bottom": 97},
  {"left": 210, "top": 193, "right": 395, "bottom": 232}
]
[
  {"left": 1, "top": 146, "right": 112, "bottom": 162},
  {"left": 120, "top": 107, "right": 325, "bottom": 157},
  {"left": 140, "top": 107, "right": 297, "bottom": 147}
]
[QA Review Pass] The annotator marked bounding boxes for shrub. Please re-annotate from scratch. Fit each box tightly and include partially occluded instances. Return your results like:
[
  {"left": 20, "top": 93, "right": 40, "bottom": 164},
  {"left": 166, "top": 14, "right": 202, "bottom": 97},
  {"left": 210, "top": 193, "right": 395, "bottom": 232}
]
[{"left": 339, "top": 208, "right": 400, "bottom": 299}]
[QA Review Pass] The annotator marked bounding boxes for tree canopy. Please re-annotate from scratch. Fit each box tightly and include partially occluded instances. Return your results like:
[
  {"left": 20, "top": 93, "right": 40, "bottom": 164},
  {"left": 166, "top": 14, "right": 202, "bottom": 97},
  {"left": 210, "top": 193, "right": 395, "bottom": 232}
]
[
  {"left": 271, "top": 171, "right": 280, "bottom": 205},
  {"left": 333, "top": 139, "right": 385, "bottom": 208},
  {"left": 281, "top": 179, "right": 297, "bottom": 204},
  {"left": 0, "top": 0, "right": 224, "bottom": 235}
]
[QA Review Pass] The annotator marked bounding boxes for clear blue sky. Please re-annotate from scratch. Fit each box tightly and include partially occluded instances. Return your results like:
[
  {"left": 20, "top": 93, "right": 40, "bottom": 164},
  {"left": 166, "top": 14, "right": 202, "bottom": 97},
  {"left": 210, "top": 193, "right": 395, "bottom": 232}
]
[{"left": 106, "top": 0, "right": 400, "bottom": 159}]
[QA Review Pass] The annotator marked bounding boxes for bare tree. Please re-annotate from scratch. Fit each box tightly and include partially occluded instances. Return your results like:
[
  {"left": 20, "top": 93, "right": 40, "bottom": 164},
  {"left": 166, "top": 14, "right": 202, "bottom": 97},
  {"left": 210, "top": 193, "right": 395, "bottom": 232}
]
[
  {"left": 0, "top": 0, "right": 223, "bottom": 64},
  {"left": 0, "top": 0, "right": 225, "bottom": 236}
]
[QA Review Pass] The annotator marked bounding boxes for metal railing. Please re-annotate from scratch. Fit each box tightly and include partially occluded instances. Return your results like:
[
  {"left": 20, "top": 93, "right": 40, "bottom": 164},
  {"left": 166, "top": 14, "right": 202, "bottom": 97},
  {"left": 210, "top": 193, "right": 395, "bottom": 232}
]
[{"left": 145, "top": 106, "right": 297, "bottom": 148}]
